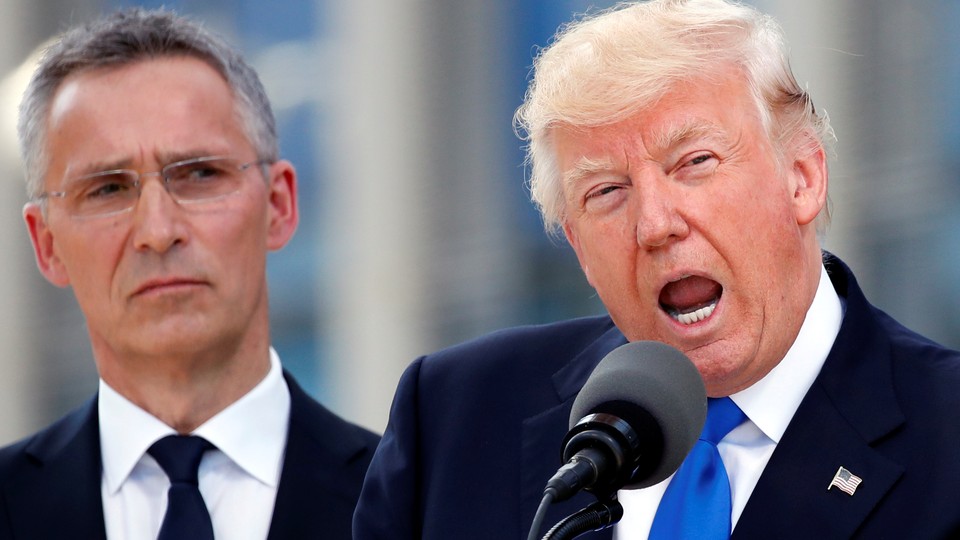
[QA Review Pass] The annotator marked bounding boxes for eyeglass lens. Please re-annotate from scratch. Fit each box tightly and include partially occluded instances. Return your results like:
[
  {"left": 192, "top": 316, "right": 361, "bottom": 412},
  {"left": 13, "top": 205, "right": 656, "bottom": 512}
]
[{"left": 58, "top": 157, "right": 253, "bottom": 218}]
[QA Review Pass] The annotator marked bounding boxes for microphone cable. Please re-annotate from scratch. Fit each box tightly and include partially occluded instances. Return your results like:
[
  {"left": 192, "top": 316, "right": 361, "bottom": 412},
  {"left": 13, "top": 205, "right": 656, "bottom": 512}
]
[
  {"left": 526, "top": 491, "right": 556, "bottom": 540},
  {"left": 537, "top": 498, "right": 623, "bottom": 540}
]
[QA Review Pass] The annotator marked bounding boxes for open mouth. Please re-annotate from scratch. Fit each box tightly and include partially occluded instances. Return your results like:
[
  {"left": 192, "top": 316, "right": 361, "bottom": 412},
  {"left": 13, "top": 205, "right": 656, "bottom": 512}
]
[{"left": 659, "top": 275, "right": 722, "bottom": 326}]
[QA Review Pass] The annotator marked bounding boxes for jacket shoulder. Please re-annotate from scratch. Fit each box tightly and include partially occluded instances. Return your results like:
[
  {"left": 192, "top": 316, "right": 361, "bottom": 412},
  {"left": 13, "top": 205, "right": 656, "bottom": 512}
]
[{"left": 0, "top": 397, "right": 98, "bottom": 481}]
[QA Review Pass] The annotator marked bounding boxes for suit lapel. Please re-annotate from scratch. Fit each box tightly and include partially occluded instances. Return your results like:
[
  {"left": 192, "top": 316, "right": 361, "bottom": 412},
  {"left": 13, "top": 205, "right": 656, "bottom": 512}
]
[
  {"left": 267, "top": 373, "right": 373, "bottom": 539},
  {"left": 519, "top": 325, "right": 627, "bottom": 540},
  {"left": 4, "top": 375, "right": 372, "bottom": 539},
  {"left": 733, "top": 383, "right": 903, "bottom": 538},
  {"left": 735, "top": 256, "right": 905, "bottom": 538},
  {"left": 3, "top": 397, "right": 107, "bottom": 539}
]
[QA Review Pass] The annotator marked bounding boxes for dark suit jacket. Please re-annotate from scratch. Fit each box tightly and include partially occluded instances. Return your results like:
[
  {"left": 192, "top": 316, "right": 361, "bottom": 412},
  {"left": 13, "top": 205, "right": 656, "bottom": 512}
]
[
  {"left": 0, "top": 372, "right": 380, "bottom": 539},
  {"left": 353, "top": 254, "right": 960, "bottom": 539}
]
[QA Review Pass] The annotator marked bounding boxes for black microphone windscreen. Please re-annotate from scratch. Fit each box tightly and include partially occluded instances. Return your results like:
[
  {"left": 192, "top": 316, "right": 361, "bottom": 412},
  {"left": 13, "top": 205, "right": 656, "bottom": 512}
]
[{"left": 569, "top": 341, "right": 706, "bottom": 489}]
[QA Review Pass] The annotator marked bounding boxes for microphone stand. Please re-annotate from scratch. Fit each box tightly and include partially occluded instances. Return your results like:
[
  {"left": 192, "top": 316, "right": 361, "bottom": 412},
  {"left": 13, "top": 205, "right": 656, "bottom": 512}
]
[{"left": 540, "top": 498, "right": 623, "bottom": 540}]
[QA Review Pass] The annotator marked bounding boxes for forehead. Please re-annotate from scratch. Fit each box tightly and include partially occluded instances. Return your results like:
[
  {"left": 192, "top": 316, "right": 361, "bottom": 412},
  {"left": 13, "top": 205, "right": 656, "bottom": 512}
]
[
  {"left": 553, "top": 68, "right": 761, "bottom": 168},
  {"left": 45, "top": 56, "right": 248, "bottom": 176},
  {"left": 49, "top": 55, "right": 233, "bottom": 119}
]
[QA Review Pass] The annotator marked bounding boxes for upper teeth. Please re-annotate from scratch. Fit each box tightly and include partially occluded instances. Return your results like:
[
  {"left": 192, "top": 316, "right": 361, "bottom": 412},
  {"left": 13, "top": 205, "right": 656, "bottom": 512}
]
[{"left": 674, "top": 302, "right": 716, "bottom": 325}]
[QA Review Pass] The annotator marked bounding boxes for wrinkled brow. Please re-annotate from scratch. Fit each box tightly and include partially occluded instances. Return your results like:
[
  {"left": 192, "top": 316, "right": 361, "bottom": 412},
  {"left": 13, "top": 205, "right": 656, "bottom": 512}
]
[
  {"left": 563, "top": 156, "right": 618, "bottom": 190},
  {"left": 66, "top": 148, "right": 229, "bottom": 181},
  {"left": 649, "top": 120, "right": 733, "bottom": 151}
]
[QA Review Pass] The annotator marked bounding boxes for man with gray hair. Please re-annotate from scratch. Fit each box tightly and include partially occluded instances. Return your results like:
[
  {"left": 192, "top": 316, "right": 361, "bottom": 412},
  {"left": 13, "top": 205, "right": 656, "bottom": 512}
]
[
  {"left": 0, "top": 8, "right": 378, "bottom": 539},
  {"left": 354, "top": 0, "right": 960, "bottom": 538}
]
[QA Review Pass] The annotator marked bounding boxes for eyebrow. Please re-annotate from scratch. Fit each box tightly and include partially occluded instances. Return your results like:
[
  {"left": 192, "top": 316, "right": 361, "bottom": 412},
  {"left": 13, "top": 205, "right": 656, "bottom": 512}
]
[
  {"left": 155, "top": 149, "right": 230, "bottom": 166},
  {"left": 60, "top": 158, "right": 135, "bottom": 186},
  {"left": 68, "top": 149, "right": 231, "bottom": 178},
  {"left": 649, "top": 120, "right": 733, "bottom": 151},
  {"left": 562, "top": 156, "right": 619, "bottom": 191}
]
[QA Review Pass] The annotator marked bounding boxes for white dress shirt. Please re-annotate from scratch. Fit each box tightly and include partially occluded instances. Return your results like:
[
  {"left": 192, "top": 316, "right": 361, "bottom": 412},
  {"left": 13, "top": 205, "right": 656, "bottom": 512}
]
[
  {"left": 615, "top": 264, "right": 844, "bottom": 538},
  {"left": 99, "top": 348, "right": 291, "bottom": 540}
]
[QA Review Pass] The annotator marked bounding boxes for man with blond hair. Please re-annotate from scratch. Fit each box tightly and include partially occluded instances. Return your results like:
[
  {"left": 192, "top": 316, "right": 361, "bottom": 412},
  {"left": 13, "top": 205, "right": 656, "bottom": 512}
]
[{"left": 354, "top": 0, "right": 960, "bottom": 538}]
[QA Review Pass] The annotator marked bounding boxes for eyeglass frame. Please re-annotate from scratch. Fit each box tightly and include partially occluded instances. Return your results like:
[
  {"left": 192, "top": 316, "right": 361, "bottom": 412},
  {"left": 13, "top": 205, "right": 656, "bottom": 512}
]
[{"left": 35, "top": 155, "right": 272, "bottom": 219}]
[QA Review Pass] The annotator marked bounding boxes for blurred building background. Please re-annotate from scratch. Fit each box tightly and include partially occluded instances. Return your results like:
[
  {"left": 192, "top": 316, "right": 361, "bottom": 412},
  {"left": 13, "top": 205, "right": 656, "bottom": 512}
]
[{"left": 1, "top": 0, "right": 958, "bottom": 445}]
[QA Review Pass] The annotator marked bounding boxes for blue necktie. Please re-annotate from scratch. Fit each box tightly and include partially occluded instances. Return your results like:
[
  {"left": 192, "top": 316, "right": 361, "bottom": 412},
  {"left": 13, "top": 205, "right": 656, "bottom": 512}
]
[
  {"left": 149, "top": 435, "right": 216, "bottom": 540},
  {"left": 649, "top": 397, "right": 746, "bottom": 539}
]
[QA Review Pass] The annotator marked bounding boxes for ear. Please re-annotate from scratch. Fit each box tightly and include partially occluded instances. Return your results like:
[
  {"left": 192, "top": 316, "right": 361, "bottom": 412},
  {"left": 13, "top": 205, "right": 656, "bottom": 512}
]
[
  {"left": 563, "top": 220, "right": 595, "bottom": 288},
  {"left": 23, "top": 203, "right": 70, "bottom": 287},
  {"left": 788, "top": 132, "right": 828, "bottom": 227},
  {"left": 264, "top": 159, "right": 299, "bottom": 251}
]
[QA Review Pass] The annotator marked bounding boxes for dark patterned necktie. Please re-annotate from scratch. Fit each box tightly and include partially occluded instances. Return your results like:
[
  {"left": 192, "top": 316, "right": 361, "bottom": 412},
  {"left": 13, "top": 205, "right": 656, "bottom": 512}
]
[
  {"left": 148, "top": 435, "right": 216, "bottom": 540},
  {"left": 649, "top": 397, "right": 747, "bottom": 539}
]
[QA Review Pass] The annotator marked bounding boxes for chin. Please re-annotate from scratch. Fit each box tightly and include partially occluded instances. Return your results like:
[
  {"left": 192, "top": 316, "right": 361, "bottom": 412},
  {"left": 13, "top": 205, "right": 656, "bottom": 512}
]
[{"left": 686, "top": 346, "right": 750, "bottom": 389}]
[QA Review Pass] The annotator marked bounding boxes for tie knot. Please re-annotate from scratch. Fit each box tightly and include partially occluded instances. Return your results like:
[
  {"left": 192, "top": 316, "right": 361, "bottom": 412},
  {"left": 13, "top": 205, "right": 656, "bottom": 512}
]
[
  {"left": 148, "top": 435, "right": 213, "bottom": 485},
  {"left": 700, "top": 397, "right": 746, "bottom": 445}
]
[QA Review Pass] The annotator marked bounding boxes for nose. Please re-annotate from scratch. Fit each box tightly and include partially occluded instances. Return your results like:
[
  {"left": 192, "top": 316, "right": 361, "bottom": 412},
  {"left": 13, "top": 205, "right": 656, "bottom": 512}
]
[
  {"left": 130, "top": 177, "right": 187, "bottom": 253},
  {"left": 634, "top": 177, "right": 689, "bottom": 249}
]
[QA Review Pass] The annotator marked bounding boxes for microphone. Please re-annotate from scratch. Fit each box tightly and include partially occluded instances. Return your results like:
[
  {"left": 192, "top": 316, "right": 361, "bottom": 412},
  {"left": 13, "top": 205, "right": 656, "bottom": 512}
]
[{"left": 544, "top": 341, "right": 706, "bottom": 501}]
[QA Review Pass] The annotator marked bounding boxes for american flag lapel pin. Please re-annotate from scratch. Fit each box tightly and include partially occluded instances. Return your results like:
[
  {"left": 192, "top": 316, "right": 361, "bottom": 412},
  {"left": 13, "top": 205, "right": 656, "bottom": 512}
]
[{"left": 827, "top": 466, "right": 863, "bottom": 496}]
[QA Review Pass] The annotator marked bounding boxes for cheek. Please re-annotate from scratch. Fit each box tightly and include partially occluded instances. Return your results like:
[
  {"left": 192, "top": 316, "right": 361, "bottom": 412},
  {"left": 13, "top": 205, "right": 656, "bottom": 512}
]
[
  {"left": 62, "top": 250, "right": 123, "bottom": 318},
  {"left": 58, "top": 232, "right": 122, "bottom": 284},
  {"left": 705, "top": 177, "right": 796, "bottom": 248},
  {"left": 216, "top": 209, "right": 271, "bottom": 267},
  {"left": 578, "top": 228, "right": 640, "bottom": 294},
  {"left": 210, "top": 194, "right": 269, "bottom": 241}
]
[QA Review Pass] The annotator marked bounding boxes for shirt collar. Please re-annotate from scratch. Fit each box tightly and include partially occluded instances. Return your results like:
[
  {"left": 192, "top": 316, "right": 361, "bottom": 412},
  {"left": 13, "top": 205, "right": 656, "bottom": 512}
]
[
  {"left": 99, "top": 348, "right": 291, "bottom": 494},
  {"left": 731, "top": 264, "right": 844, "bottom": 443}
]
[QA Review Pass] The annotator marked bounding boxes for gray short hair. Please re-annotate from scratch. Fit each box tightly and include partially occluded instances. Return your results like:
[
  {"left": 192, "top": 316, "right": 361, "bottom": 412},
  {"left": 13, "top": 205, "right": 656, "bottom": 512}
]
[
  {"left": 514, "top": 0, "right": 835, "bottom": 236},
  {"left": 19, "top": 7, "right": 278, "bottom": 199}
]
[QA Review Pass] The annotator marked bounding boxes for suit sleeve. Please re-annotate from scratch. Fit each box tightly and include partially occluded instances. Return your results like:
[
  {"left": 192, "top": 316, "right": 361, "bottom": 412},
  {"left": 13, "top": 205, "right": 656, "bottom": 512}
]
[{"left": 353, "top": 357, "right": 425, "bottom": 540}]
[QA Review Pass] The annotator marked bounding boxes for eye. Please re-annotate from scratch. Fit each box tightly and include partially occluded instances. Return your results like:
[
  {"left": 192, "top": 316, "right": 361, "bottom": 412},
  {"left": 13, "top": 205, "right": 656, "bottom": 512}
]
[
  {"left": 581, "top": 182, "right": 628, "bottom": 214},
  {"left": 167, "top": 158, "right": 235, "bottom": 184},
  {"left": 686, "top": 153, "right": 715, "bottom": 167},
  {"left": 586, "top": 184, "right": 622, "bottom": 199},
  {"left": 673, "top": 152, "right": 718, "bottom": 181},
  {"left": 75, "top": 173, "right": 134, "bottom": 200},
  {"left": 183, "top": 164, "right": 229, "bottom": 182}
]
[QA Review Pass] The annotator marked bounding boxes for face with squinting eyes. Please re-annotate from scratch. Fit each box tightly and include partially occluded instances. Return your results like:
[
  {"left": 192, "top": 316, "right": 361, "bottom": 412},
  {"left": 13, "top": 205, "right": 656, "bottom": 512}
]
[{"left": 558, "top": 66, "right": 827, "bottom": 397}]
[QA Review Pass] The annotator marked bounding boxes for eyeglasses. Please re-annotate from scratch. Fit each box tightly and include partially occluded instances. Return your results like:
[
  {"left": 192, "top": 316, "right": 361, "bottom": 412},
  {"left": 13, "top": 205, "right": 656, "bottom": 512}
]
[{"left": 38, "top": 156, "right": 269, "bottom": 219}]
